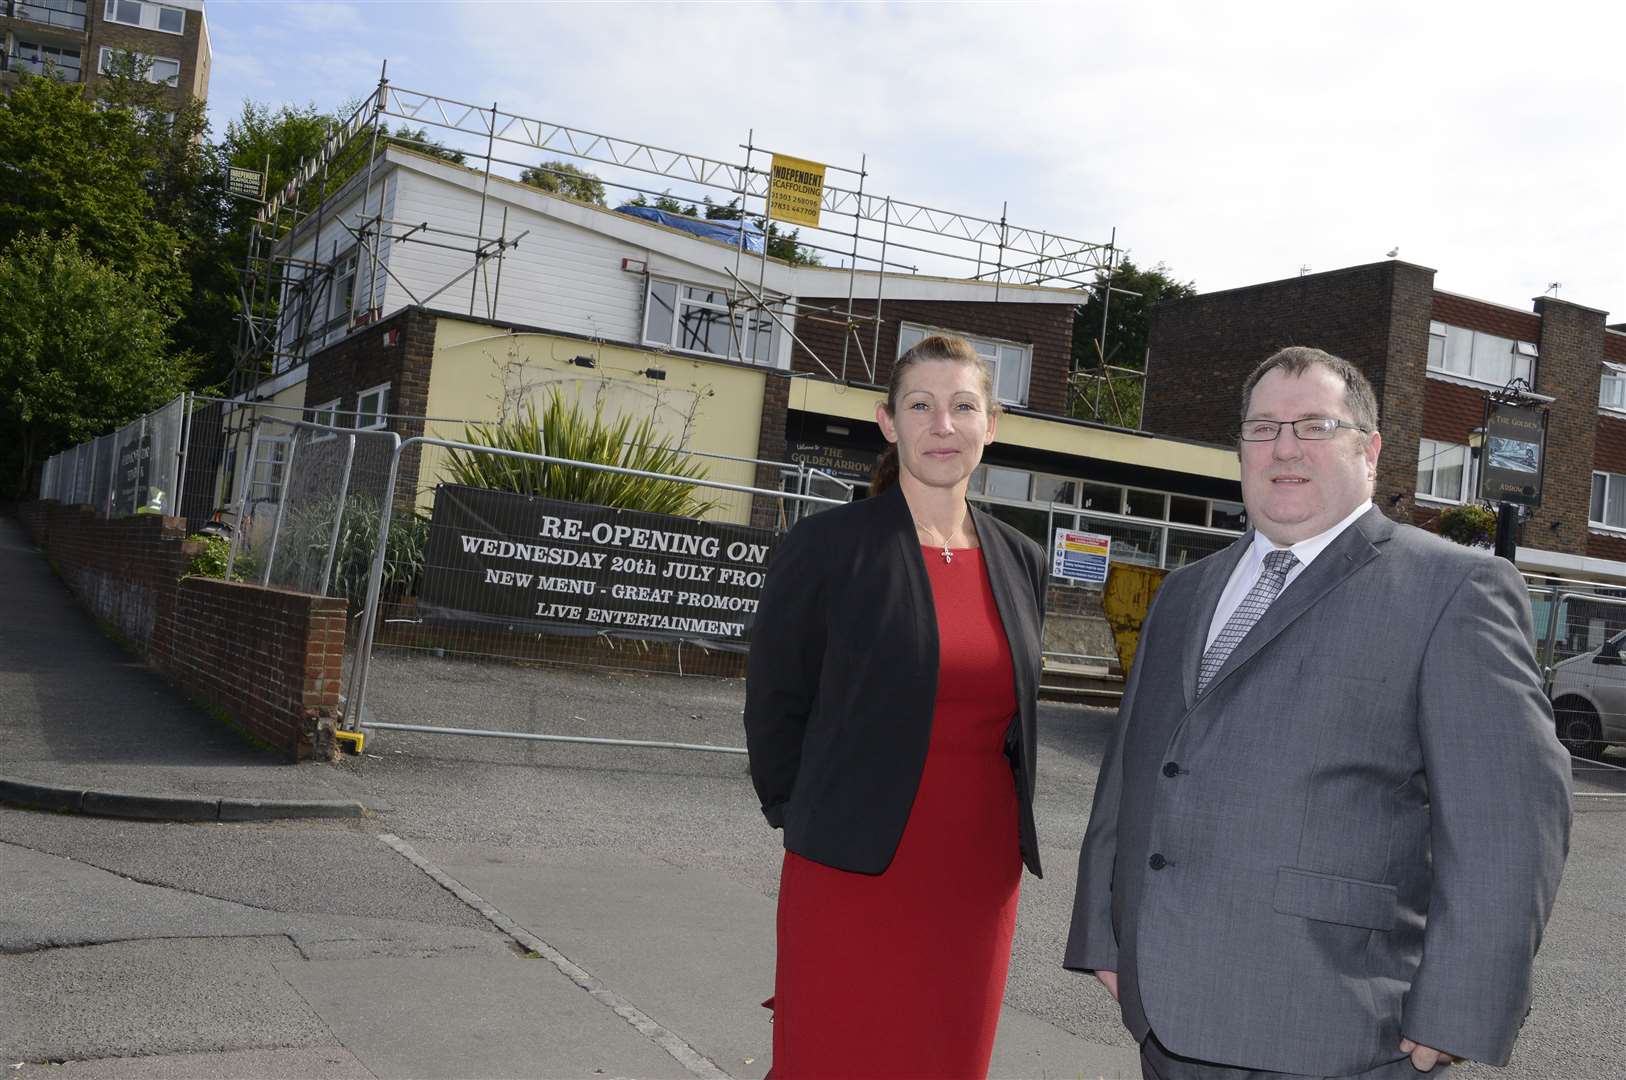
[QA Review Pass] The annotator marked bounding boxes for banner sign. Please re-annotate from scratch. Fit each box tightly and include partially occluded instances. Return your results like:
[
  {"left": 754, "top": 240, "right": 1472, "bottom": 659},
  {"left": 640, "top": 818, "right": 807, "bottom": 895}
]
[
  {"left": 767, "top": 153, "right": 826, "bottom": 228},
  {"left": 1053, "top": 528, "right": 1111, "bottom": 584},
  {"left": 418, "top": 485, "right": 780, "bottom": 650},
  {"left": 117, "top": 429, "right": 151, "bottom": 515},
  {"left": 1479, "top": 400, "right": 1548, "bottom": 507}
]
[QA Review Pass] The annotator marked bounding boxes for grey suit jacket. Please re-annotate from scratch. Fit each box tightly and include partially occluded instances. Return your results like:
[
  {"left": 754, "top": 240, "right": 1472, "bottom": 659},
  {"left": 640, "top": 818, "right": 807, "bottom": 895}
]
[{"left": 1064, "top": 508, "right": 1571, "bottom": 1074}]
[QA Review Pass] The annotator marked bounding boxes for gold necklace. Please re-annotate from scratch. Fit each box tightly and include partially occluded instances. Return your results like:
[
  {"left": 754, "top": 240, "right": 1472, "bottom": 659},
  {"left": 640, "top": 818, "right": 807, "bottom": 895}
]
[{"left": 915, "top": 520, "right": 960, "bottom": 564}]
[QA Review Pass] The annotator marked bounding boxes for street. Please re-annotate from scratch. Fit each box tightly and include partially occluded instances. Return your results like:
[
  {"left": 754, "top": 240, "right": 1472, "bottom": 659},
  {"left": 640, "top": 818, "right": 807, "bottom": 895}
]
[{"left": 4, "top": 654, "right": 1623, "bottom": 1077}]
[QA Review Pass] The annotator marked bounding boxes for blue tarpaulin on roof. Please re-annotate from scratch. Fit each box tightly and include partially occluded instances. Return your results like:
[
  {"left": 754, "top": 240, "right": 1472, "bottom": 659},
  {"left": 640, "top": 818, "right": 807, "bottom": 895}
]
[{"left": 614, "top": 204, "right": 765, "bottom": 254}]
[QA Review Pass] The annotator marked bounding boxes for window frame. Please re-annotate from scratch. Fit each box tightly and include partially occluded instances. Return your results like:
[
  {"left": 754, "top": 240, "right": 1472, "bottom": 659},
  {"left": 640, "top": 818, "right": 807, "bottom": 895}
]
[
  {"left": 641, "top": 278, "right": 777, "bottom": 366},
  {"left": 353, "top": 383, "right": 390, "bottom": 431},
  {"left": 304, "top": 399, "right": 340, "bottom": 441},
  {"left": 896, "top": 321, "right": 1034, "bottom": 408},
  {"left": 102, "top": 0, "right": 185, "bottom": 34},
  {"left": 1590, "top": 471, "right": 1626, "bottom": 532},
  {"left": 14, "top": 39, "right": 83, "bottom": 81},
  {"left": 1415, "top": 438, "right": 1473, "bottom": 504},
  {"left": 1425, "top": 322, "right": 1537, "bottom": 388},
  {"left": 1601, "top": 363, "right": 1626, "bottom": 412},
  {"left": 97, "top": 45, "right": 181, "bottom": 87}
]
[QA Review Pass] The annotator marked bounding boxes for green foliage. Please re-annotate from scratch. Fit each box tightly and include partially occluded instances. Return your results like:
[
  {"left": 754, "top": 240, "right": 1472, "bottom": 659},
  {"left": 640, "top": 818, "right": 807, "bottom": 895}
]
[
  {"left": 1070, "top": 257, "right": 1197, "bottom": 428},
  {"left": 184, "top": 534, "right": 257, "bottom": 581},
  {"left": 519, "top": 161, "right": 608, "bottom": 206},
  {"left": 0, "top": 231, "right": 194, "bottom": 495},
  {"left": 628, "top": 191, "right": 700, "bottom": 216},
  {"left": 0, "top": 74, "right": 186, "bottom": 298},
  {"left": 280, "top": 493, "right": 431, "bottom": 608},
  {"left": 1436, "top": 504, "right": 1497, "bottom": 548},
  {"left": 387, "top": 126, "right": 466, "bottom": 164},
  {"left": 441, "top": 393, "right": 718, "bottom": 517},
  {"left": 701, "top": 197, "right": 821, "bottom": 265}
]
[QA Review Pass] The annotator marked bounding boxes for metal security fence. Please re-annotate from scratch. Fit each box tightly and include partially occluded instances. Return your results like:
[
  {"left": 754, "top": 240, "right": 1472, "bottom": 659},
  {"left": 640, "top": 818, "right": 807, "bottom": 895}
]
[
  {"left": 38, "top": 393, "right": 189, "bottom": 519},
  {"left": 345, "top": 435, "right": 849, "bottom": 753}
]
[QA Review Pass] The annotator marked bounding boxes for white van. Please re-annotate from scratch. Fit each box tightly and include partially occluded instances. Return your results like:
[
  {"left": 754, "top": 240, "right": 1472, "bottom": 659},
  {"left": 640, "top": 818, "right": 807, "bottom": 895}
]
[{"left": 1547, "top": 634, "right": 1626, "bottom": 757}]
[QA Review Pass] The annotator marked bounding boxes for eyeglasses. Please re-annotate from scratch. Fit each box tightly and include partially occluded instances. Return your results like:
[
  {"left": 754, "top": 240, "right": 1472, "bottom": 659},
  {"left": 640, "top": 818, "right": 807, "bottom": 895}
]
[{"left": 1238, "top": 416, "right": 1371, "bottom": 442}]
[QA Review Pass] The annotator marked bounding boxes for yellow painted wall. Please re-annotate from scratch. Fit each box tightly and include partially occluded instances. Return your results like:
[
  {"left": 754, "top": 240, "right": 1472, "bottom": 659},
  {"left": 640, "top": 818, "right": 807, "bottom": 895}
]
[
  {"left": 211, "top": 379, "right": 310, "bottom": 513},
  {"left": 788, "top": 378, "right": 1241, "bottom": 482},
  {"left": 422, "top": 319, "right": 770, "bottom": 523}
]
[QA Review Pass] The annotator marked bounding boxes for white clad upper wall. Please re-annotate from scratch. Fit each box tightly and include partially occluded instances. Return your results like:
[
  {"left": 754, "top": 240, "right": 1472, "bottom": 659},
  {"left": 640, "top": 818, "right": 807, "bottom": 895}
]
[{"left": 383, "top": 166, "right": 753, "bottom": 342}]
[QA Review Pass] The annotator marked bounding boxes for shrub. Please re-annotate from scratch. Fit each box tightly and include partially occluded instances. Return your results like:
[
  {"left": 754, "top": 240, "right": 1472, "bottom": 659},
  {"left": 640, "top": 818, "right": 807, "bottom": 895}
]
[
  {"left": 184, "top": 533, "right": 257, "bottom": 581},
  {"left": 277, "top": 493, "right": 430, "bottom": 608},
  {"left": 440, "top": 392, "right": 718, "bottom": 517},
  {"left": 1436, "top": 503, "right": 1497, "bottom": 548}
]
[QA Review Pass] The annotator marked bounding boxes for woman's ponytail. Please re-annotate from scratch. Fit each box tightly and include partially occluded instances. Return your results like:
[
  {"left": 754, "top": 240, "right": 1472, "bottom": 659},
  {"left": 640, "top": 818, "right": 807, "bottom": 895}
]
[{"left": 870, "top": 444, "right": 899, "bottom": 497}]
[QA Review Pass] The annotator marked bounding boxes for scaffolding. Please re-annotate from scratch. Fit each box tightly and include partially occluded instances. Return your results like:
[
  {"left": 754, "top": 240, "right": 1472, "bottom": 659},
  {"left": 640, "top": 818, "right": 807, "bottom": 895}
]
[{"left": 233, "top": 63, "right": 1125, "bottom": 402}]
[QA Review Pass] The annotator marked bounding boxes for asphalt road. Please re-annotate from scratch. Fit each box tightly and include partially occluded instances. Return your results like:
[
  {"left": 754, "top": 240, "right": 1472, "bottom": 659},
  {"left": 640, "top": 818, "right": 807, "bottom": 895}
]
[{"left": 5, "top": 649, "right": 1623, "bottom": 1077}]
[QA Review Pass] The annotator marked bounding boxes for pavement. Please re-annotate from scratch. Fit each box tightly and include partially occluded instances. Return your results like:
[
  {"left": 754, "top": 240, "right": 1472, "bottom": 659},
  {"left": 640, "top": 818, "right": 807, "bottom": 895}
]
[{"left": 0, "top": 510, "right": 1144, "bottom": 1079}]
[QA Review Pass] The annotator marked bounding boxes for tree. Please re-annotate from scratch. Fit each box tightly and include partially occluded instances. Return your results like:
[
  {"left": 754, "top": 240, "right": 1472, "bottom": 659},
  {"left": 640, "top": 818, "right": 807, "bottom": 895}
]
[
  {"left": 0, "top": 232, "right": 194, "bottom": 495},
  {"left": 0, "top": 74, "right": 186, "bottom": 299},
  {"left": 97, "top": 53, "right": 237, "bottom": 390},
  {"left": 519, "top": 161, "right": 607, "bottom": 206},
  {"left": 627, "top": 191, "right": 700, "bottom": 216},
  {"left": 386, "top": 125, "right": 466, "bottom": 165},
  {"left": 1070, "top": 258, "right": 1197, "bottom": 428},
  {"left": 700, "top": 197, "right": 821, "bottom": 266}
]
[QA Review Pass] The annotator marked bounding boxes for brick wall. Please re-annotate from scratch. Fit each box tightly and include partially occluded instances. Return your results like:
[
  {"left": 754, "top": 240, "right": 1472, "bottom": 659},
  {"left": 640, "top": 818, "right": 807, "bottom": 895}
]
[
  {"left": 84, "top": 4, "right": 209, "bottom": 114},
  {"left": 1421, "top": 379, "right": 1486, "bottom": 443},
  {"left": 16, "top": 502, "right": 344, "bottom": 761},
  {"left": 303, "top": 306, "right": 436, "bottom": 508},
  {"left": 1529, "top": 297, "right": 1607, "bottom": 556},
  {"left": 750, "top": 373, "right": 793, "bottom": 528},
  {"left": 790, "top": 297, "right": 1076, "bottom": 416},
  {"left": 1144, "top": 260, "right": 1436, "bottom": 519}
]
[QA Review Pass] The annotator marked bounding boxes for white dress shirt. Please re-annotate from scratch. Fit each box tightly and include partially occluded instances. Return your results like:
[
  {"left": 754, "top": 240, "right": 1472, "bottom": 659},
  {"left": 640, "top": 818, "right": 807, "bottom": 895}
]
[{"left": 1203, "top": 501, "right": 1374, "bottom": 653}]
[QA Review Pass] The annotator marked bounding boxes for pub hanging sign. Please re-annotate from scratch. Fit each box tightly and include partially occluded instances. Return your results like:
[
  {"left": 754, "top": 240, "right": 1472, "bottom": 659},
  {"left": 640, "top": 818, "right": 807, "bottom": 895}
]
[
  {"left": 418, "top": 484, "right": 780, "bottom": 651},
  {"left": 1479, "top": 399, "right": 1548, "bottom": 507}
]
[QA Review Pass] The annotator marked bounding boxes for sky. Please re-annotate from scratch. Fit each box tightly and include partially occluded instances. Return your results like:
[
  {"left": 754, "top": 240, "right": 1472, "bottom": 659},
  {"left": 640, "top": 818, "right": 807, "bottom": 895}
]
[{"left": 203, "top": 0, "right": 1626, "bottom": 316}]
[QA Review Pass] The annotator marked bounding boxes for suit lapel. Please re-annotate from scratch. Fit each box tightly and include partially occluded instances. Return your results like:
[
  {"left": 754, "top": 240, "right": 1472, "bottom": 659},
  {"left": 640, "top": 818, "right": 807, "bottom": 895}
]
[
  {"left": 971, "top": 508, "right": 1035, "bottom": 712},
  {"left": 1182, "top": 535, "right": 1253, "bottom": 710},
  {"left": 1199, "top": 508, "right": 1392, "bottom": 700}
]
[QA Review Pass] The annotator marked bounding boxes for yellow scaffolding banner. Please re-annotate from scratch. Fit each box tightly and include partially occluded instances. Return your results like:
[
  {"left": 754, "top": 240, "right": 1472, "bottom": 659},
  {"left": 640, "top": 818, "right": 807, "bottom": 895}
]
[{"left": 767, "top": 154, "right": 826, "bottom": 228}]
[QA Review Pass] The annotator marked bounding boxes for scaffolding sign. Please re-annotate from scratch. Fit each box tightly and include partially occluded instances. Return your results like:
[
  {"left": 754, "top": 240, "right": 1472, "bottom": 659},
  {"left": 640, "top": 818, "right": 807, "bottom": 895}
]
[
  {"left": 226, "top": 166, "right": 265, "bottom": 200},
  {"left": 767, "top": 153, "right": 826, "bottom": 227}
]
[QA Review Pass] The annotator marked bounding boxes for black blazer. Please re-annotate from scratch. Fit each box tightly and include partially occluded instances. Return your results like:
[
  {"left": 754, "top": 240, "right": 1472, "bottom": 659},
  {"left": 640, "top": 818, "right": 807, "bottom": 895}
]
[{"left": 743, "top": 483, "right": 1047, "bottom": 877}]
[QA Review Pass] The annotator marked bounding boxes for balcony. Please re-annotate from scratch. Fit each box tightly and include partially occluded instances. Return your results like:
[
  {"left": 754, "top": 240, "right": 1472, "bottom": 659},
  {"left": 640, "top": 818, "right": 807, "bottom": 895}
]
[
  {"left": 2, "top": 46, "right": 84, "bottom": 81},
  {"left": 6, "top": 0, "right": 88, "bottom": 31}
]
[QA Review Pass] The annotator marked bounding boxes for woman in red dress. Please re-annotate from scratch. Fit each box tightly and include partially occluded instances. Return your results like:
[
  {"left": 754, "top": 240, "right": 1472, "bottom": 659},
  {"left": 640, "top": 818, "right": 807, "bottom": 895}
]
[{"left": 744, "top": 335, "right": 1048, "bottom": 1079}]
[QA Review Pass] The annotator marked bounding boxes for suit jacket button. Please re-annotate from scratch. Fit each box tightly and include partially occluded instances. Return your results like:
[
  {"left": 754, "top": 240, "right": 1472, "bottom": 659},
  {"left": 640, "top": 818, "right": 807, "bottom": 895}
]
[
  {"left": 1148, "top": 853, "right": 1167, "bottom": 870},
  {"left": 1162, "top": 761, "right": 1181, "bottom": 778}
]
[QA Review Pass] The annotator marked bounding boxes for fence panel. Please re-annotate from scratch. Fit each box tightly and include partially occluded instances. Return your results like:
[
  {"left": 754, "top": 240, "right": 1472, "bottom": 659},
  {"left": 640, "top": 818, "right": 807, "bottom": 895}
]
[{"left": 347, "top": 436, "right": 849, "bottom": 751}]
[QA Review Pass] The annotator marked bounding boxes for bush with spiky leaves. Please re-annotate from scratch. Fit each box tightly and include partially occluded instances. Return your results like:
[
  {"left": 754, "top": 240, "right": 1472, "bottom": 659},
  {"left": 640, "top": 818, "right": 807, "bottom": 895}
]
[{"left": 440, "top": 392, "right": 718, "bottom": 518}]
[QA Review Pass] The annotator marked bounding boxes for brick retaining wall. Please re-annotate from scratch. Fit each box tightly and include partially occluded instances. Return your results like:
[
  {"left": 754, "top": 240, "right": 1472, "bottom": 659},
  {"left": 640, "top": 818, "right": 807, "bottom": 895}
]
[{"left": 16, "top": 502, "right": 345, "bottom": 761}]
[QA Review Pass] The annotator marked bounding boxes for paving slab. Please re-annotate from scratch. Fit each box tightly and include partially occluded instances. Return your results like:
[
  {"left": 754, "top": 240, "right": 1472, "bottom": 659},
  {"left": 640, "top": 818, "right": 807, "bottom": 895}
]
[
  {"left": 9, "top": 1047, "right": 377, "bottom": 1080},
  {"left": 276, "top": 954, "right": 685, "bottom": 1080},
  {"left": 426, "top": 842, "right": 1139, "bottom": 1080}
]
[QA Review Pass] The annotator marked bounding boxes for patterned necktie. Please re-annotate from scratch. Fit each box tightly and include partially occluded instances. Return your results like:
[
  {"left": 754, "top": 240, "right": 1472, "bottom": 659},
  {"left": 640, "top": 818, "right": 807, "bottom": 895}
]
[{"left": 1198, "top": 549, "right": 1299, "bottom": 695}]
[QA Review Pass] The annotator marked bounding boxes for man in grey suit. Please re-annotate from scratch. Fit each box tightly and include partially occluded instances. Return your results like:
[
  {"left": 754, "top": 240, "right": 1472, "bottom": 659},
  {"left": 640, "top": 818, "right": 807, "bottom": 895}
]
[{"left": 1065, "top": 347, "right": 1571, "bottom": 1078}]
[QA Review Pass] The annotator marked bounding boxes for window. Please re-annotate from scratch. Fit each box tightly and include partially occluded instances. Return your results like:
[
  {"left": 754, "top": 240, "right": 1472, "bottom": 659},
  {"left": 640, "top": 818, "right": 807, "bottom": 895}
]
[
  {"left": 17, "top": 0, "right": 87, "bottom": 31},
  {"left": 1416, "top": 439, "right": 1471, "bottom": 502},
  {"left": 1591, "top": 472, "right": 1626, "bottom": 531},
  {"left": 1032, "top": 474, "right": 1077, "bottom": 505},
  {"left": 103, "top": 0, "right": 184, "bottom": 33},
  {"left": 642, "top": 280, "right": 775, "bottom": 364},
  {"left": 1601, "top": 364, "right": 1626, "bottom": 411},
  {"left": 304, "top": 399, "right": 340, "bottom": 440},
  {"left": 981, "top": 465, "right": 1030, "bottom": 501},
  {"left": 1079, "top": 482, "right": 1122, "bottom": 514},
  {"left": 1124, "top": 488, "right": 1167, "bottom": 519},
  {"left": 12, "top": 41, "right": 82, "bottom": 81},
  {"left": 98, "top": 46, "right": 180, "bottom": 86},
  {"left": 896, "top": 323, "right": 1034, "bottom": 407},
  {"left": 331, "top": 252, "right": 358, "bottom": 325},
  {"left": 1211, "top": 500, "right": 1246, "bottom": 531},
  {"left": 354, "top": 384, "right": 389, "bottom": 431},
  {"left": 1426, "top": 322, "right": 1536, "bottom": 387}
]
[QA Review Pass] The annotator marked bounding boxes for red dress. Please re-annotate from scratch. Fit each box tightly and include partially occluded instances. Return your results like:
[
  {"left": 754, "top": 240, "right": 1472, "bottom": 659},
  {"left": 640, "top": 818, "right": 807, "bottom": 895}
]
[{"left": 769, "top": 546, "right": 1022, "bottom": 1079}]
